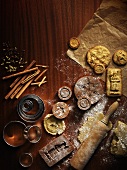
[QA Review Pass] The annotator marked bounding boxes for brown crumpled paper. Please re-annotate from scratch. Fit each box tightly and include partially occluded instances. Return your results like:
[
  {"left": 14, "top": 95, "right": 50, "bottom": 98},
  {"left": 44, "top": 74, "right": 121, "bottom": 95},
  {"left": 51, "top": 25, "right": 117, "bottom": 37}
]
[{"left": 67, "top": 0, "right": 127, "bottom": 96}]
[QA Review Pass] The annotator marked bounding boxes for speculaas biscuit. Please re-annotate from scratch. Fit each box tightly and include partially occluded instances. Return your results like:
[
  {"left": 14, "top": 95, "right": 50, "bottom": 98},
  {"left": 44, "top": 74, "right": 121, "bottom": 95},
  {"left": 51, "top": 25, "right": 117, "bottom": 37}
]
[
  {"left": 106, "top": 68, "right": 122, "bottom": 97},
  {"left": 93, "top": 63, "right": 105, "bottom": 74},
  {"left": 113, "top": 50, "right": 127, "bottom": 65},
  {"left": 69, "top": 37, "right": 80, "bottom": 50},
  {"left": 87, "top": 45, "right": 111, "bottom": 74}
]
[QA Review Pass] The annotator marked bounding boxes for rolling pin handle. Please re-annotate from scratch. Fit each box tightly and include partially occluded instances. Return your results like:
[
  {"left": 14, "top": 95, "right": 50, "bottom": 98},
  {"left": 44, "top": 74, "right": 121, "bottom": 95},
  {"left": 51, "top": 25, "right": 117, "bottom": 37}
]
[{"left": 101, "top": 99, "right": 120, "bottom": 125}]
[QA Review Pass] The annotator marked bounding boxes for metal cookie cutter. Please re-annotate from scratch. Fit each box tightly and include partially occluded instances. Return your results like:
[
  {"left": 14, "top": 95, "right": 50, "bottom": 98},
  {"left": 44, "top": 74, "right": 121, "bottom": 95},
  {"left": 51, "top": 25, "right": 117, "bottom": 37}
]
[
  {"left": 3, "top": 121, "right": 26, "bottom": 147},
  {"left": 19, "top": 153, "right": 33, "bottom": 167},
  {"left": 24, "top": 125, "right": 42, "bottom": 143},
  {"left": 17, "top": 94, "right": 45, "bottom": 122}
]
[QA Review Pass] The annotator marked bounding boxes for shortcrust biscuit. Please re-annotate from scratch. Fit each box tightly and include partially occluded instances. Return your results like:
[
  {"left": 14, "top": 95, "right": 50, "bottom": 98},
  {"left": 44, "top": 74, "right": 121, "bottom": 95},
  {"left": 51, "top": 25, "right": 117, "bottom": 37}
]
[
  {"left": 69, "top": 37, "right": 80, "bottom": 50},
  {"left": 106, "top": 68, "right": 122, "bottom": 97},
  {"left": 113, "top": 50, "right": 127, "bottom": 65},
  {"left": 87, "top": 45, "right": 111, "bottom": 74},
  {"left": 94, "top": 63, "right": 105, "bottom": 74}
]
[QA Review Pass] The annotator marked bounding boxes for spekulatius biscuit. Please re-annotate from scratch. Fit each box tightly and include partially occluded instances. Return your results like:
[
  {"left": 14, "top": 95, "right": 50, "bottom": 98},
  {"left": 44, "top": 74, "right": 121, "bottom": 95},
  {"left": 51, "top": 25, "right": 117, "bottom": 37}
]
[
  {"left": 106, "top": 68, "right": 122, "bottom": 97},
  {"left": 69, "top": 37, "right": 80, "bottom": 50},
  {"left": 87, "top": 45, "right": 111, "bottom": 74},
  {"left": 93, "top": 63, "right": 105, "bottom": 74},
  {"left": 113, "top": 50, "right": 127, "bottom": 65}
]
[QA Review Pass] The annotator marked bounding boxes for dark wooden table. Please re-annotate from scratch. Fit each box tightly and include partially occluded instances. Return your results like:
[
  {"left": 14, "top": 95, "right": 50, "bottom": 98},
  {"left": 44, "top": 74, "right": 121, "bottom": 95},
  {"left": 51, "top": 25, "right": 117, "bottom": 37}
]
[{"left": 1, "top": 0, "right": 127, "bottom": 170}]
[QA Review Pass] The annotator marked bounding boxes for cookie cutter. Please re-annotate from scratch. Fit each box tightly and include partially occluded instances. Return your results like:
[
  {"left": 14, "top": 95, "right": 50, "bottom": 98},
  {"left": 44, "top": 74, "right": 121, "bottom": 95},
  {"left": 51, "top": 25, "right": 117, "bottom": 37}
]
[
  {"left": 3, "top": 121, "right": 26, "bottom": 147},
  {"left": 24, "top": 125, "right": 42, "bottom": 143},
  {"left": 19, "top": 153, "right": 33, "bottom": 167},
  {"left": 17, "top": 94, "right": 45, "bottom": 122}
]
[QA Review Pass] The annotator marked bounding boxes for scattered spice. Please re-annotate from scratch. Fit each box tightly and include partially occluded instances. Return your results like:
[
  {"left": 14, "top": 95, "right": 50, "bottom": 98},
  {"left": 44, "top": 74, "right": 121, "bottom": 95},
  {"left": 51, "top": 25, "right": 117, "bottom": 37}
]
[
  {"left": 0, "top": 42, "right": 27, "bottom": 72},
  {"left": 1, "top": 43, "right": 49, "bottom": 99}
]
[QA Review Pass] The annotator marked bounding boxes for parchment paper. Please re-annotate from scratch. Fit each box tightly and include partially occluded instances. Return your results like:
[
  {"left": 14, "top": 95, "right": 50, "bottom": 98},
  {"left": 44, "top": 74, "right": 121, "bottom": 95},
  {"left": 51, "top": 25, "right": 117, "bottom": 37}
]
[{"left": 67, "top": 0, "right": 127, "bottom": 96}]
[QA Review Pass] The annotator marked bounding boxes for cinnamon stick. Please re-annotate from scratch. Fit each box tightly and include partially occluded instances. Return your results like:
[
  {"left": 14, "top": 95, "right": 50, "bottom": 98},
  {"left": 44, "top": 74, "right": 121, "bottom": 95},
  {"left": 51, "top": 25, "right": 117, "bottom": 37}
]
[
  {"left": 31, "top": 81, "right": 47, "bottom": 86},
  {"left": 10, "top": 84, "right": 23, "bottom": 99},
  {"left": 5, "top": 73, "right": 30, "bottom": 99},
  {"left": 16, "top": 78, "right": 35, "bottom": 99},
  {"left": 5, "top": 70, "right": 35, "bottom": 100},
  {"left": 10, "top": 70, "right": 40, "bottom": 99},
  {"left": 36, "top": 64, "right": 49, "bottom": 68},
  {"left": 10, "top": 60, "right": 36, "bottom": 88},
  {"left": 21, "top": 69, "right": 40, "bottom": 84},
  {"left": 38, "top": 76, "right": 46, "bottom": 87},
  {"left": 34, "top": 69, "right": 47, "bottom": 82},
  {"left": 10, "top": 77, "right": 21, "bottom": 88},
  {"left": 2, "top": 67, "right": 38, "bottom": 80}
]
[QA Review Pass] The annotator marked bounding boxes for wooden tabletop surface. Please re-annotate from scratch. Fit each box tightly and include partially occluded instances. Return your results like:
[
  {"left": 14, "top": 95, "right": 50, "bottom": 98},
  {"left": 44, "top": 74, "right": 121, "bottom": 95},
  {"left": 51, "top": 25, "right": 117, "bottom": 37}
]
[{"left": 1, "top": 0, "right": 127, "bottom": 170}]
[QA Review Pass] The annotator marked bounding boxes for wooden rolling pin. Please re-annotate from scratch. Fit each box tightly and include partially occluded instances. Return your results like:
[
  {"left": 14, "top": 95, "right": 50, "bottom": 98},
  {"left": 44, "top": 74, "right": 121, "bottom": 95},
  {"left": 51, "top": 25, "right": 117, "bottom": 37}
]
[{"left": 70, "top": 100, "right": 119, "bottom": 170}]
